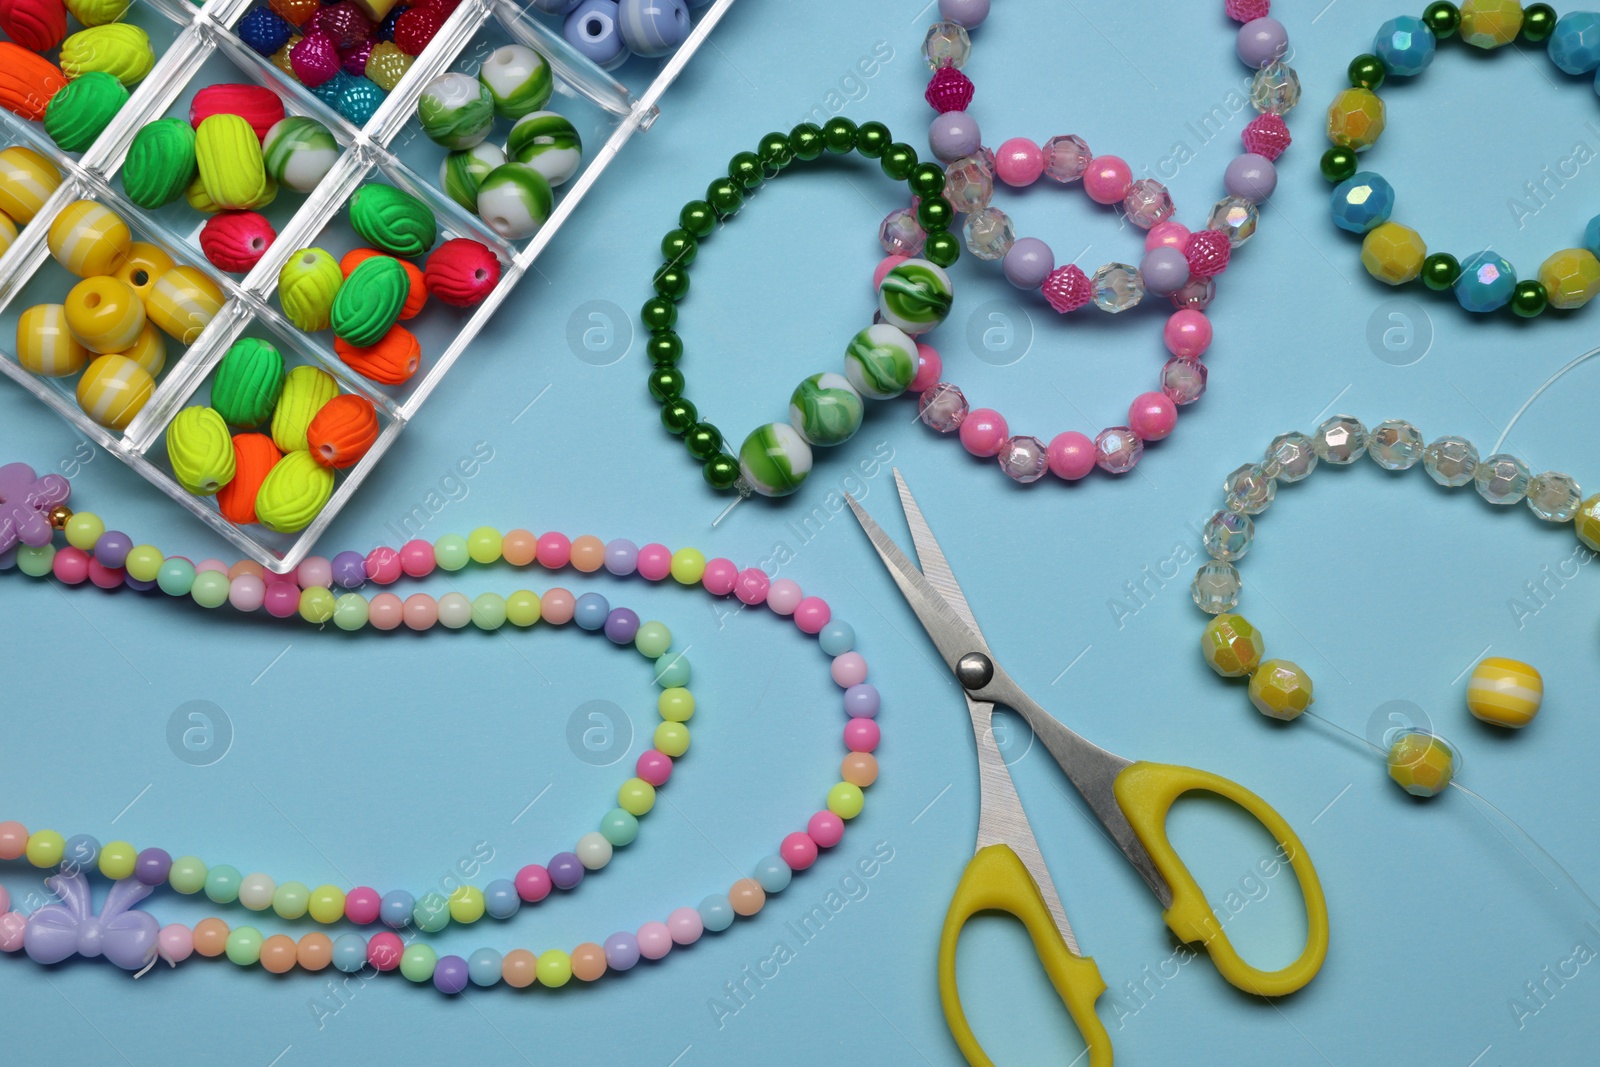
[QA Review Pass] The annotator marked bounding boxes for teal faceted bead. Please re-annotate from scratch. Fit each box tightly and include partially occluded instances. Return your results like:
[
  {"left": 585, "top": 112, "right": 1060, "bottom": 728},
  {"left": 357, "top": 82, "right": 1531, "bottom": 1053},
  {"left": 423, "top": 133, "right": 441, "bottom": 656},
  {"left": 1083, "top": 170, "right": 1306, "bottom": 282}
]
[
  {"left": 1454, "top": 251, "right": 1517, "bottom": 313},
  {"left": 1330, "top": 171, "right": 1395, "bottom": 234}
]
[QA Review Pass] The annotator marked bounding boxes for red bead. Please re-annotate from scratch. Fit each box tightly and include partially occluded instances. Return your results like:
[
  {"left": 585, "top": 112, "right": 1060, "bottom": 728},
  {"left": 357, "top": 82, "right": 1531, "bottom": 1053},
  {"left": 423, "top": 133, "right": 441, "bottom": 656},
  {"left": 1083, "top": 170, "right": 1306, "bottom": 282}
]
[
  {"left": 1225, "top": 0, "right": 1269, "bottom": 21},
  {"left": 924, "top": 66, "right": 973, "bottom": 114},
  {"left": 87, "top": 558, "right": 124, "bottom": 589},
  {"left": 190, "top": 84, "right": 286, "bottom": 142},
  {"left": 1241, "top": 113, "right": 1290, "bottom": 161},
  {"left": 313, "top": 1, "right": 372, "bottom": 50},
  {"left": 0, "top": 0, "right": 67, "bottom": 54},
  {"left": 423, "top": 238, "right": 500, "bottom": 307},
  {"left": 1041, "top": 264, "right": 1092, "bottom": 313},
  {"left": 1184, "top": 230, "right": 1231, "bottom": 279},
  {"left": 392, "top": 5, "right": 445, "bottom": 55},
  {"left": 200, "top": 211, "right": 276, "bottom": 273}
]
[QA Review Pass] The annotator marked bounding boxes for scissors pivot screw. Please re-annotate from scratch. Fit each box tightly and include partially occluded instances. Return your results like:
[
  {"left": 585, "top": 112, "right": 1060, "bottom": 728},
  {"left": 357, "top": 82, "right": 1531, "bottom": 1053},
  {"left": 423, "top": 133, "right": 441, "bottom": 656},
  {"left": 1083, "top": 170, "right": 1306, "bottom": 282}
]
[{"left": 956, "top": 653, "right": 994, "bottom": 691}]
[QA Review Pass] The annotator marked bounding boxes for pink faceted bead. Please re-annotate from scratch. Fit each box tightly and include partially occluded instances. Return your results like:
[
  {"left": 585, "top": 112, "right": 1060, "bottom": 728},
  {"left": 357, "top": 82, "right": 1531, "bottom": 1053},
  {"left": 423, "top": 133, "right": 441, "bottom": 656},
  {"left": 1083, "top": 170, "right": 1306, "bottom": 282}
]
[
  {"left": 734, "top": 567, "right": 770, "bottom": 605},
  {"left": 365, "top": 546, "right": 401, "bottom": 584},
  {"left": 995, "top": 138, "right": 1045, "bottom": 187},
  {"left": 400, "top": 539, "right": 435, "bottom": 578},
  {"left": 88, "top": 560, "right": 123, "bottom": 589},
  {"left": 1129, "top": 392, "right": 1178, "bottom": 441},
  {"left": 794, "top": 596, "right": 831, "bottom": 634},
  {"left": 959, "top": 408, "right": 1009, "bottom": 457},
  {"left": 368, "top": 931, "right": 402, "bottom": 970},
  {"left": 701, "top": 557, "right": 738, "bottom": 596},
  {"left": 542, "top": 587, "right": 575, "bottom": 625},
  {"left": 873, "top": 255, "right": 908, "bottom": 289},
  {"left": 1082, "top": 156, "right": 1132, "bottom": 205},
  {"left": 195, "top": 558, "right": 228, "bottom": 574},
  {"left": 1041, "top": 264, "right": 1092, "bottom": 313},
  {"left": 345, "top": 887, "right": 381, "bottom": 924},
  {"left": 667, "top": 907, "right": 704, "bottom": 945},
  {"left": 402, "top": 593, "right": 438, "bottom": 630},
  {"left": 290, "top": 32, "right": 341, "bottom": 87},
  {"left": 158, "top": 923, "right": 193, "bottom": 963},
  {"left": 1242, "top": 112, "right": 1291, "bottom": 161},
  {"left": 1226, "top": 0, "right": 1270, "bottom": 21},
  {"left": 535, "top": 532, "right": 571, "bottom": 570},
  {"left": 1164, "top": 309, "right": 1213, "bottom": 358},
  {"left": 1184, "top": 230, "right": 1231, "bottom": 278},
  {"left": 767, "top": 578, "right": 802, "bottom": 615},
  {"left": 515, "top": 864, "right": 552, "bottom": 902},
  {"left": 52, "top": 546, "right": 89, "bottom": 584},
  {"left": 831, "top": 652, "right": 868, "bottom": 688},
  {"left": 924, "top": 65, "right": 974, "bottom": 113},
  {"left": 263, "top": 582, "right": 300, "bottom": 618},
  {"left": 1145, "top": 221, "right": 1190, "bottom": 252},
  {"left": 0, "top": 912, "right": 25, "bottom": 952},
  {"left": 369, "top": 592, "right": 403, "bottom": 629},
  {"left": 229, "top": 574, "right": 265, "bottom": 611},
  {"left": 636, "top": 543, "right": 672, "bottom": 581},
  {"left": 911, "top": 343, "right": 942, "bottom": 392},
  {"left": 808, "top": 811, "right": 845, "bottom": 849},
  {"left": 637, "top": 920, "right": 672, "bottom": 960},
  {"left": 781, "top": 831, "right": 819, "bottom": 870},
  {"left": 845, "top": 717, "right": 881, "bottom": 753},
  {"left": 298, "top": 556, "right": 332, "bottom": 588},
  {"left": 1047, "top": 432, "right": 1096, "bottom": 480},
  {"left": 636, "top": 749, "right": 674, "bottom": 786}
]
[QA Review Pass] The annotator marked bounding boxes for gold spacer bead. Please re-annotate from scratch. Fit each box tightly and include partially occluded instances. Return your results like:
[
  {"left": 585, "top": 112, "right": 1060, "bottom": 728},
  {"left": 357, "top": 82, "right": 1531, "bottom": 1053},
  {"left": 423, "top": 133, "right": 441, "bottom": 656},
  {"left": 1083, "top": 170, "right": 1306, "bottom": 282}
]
[{"left": 47, "top": 504, "right": 72, "bottom": 530}]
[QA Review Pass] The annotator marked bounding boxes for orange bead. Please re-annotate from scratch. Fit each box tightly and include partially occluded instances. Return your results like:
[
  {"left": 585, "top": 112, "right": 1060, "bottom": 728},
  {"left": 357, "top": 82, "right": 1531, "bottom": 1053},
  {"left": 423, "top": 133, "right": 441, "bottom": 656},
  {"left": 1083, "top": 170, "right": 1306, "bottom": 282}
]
[
  {"left": 0, "top": 821, "right": 27, "bottom": 860},
  {"left": 502, "top": 948, "right": 537, "bottom": 988},
  {"left": 335, "top": 324, "right": 421, "bottom": 386},
  {"left": 841, "top": 752, "right": 878, "bottom": 788},
  {"left": 268, "top": 0, "right": 318, "bottom": 25},
  {"left": 729, "top": 878, "right": 765, "bottom": 917},
  {"left": 217, "top": 432, "right": 281, "bottom": 526},
  {"left": 305, "top": 393, "right": 379, "bottom": 470},
  {"left": 296, "top": 932, "right": 333, "bottom": 971},
  {"left": 502, "top": 529, "right": 537, "bottom": 566},
  {"left": 0, "top": 43, "right": 67, "bottom": 121},
  {"left": 193, "top": 918, "right": 230, "bottom": 957},
  {"left": 571, "top": 942, "right": 607, "bottom": 981},
  {"left": 227, "top": 559, "right": 265, "bottom": 580},
  {"left": 340, "top": 248, "right": 427, "bottom": 320},
  {"left": 570, "top": 535, "right": 605, "bottom": 572},
  {"left": 260, "top": 934, "right": 297, "bottom": 973}
]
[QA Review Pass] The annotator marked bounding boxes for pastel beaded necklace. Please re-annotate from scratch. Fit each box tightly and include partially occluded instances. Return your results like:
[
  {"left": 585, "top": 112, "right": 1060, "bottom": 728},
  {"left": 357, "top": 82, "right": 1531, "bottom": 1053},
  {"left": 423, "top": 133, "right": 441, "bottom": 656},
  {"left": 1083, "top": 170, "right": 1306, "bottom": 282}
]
[{"left": 901, "top": 0, "right": 1302, "bottom": 482}]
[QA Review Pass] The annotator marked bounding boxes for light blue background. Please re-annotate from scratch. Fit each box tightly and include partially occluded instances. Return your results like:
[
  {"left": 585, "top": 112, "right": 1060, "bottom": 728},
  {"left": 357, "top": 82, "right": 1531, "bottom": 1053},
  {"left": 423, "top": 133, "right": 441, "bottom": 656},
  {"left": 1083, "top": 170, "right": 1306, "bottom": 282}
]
[{"left": 5, "top": 1, "right": 1600, "bottom": 1063}]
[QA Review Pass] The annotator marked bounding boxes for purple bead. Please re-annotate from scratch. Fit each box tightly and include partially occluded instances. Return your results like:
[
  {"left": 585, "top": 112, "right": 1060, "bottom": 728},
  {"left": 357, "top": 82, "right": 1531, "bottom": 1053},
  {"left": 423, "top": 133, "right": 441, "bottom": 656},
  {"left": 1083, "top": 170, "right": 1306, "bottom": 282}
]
[
  {"left": 341, "top": 40, "right": 374, "bottom": 76},
  {"left": 1140, "top": 246, "right": 1191, "bottom": 296},
  {"left": 331, "top": 550, "right": 366, "bottom": 589},
  {"left": 124, "top": 575, "right": 157, "bottom": 592},
  {"left": 548, "top": 852, "right": 584, "bottom": 890},
  {"left": 93, "top": 531, "right": 132, "bottom": 569},
  {"left": 604, "top": 607, "right": 640, "bottom": 645},
  {"left": 1223, "top": 152, "right": 1277, "bottom": 202},
  {"left": 938, "top": 0, "right": 988, "bottom": 28},
  {"left": 1236, "top": 17, "right": 1288, "bottom": 69},
  {"left": 134, "top": 847, "right": 172, "bottom": 886},
  {"left": 604, "top": 538, "right": 638, "bottom": 575},
  {"left": 604, "top": 930, "right": 641, "bottom": 971},
  {"left": 1002, "top": 237, "right": 1054, "bottom": 289},
  {"left": 432, "top": 955, "right": 469, "bottom": 994},
  {"left": 843, "top": 683, "right": 880, "bottom": 718},
  {"left": 929, "top": 110, "right": 981, "bottom": 164}
]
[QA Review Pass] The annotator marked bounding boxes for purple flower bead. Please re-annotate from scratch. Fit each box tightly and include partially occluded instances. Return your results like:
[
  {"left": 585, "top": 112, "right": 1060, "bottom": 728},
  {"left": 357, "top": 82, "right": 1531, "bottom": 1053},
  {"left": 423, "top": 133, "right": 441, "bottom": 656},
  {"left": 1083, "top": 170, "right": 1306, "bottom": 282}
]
[
  {"left": 548, "top": 852, "right": 584, "bottom": 890},
  {"left": 0, "top": 463, "right": 69, "bottom": 554}
]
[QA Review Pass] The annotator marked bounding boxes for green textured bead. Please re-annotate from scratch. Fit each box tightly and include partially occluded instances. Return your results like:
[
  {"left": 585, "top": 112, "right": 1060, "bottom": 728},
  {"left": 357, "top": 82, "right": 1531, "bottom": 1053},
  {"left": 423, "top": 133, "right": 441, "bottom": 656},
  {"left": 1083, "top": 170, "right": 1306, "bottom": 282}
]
[
  {"left": 660, "top": 229, "right": 697, "bottom": 268},
  {"left": 348, "top": 184, "right": 437, "bottom": 258},
  {"left": 822, "top": 116, "right": 857, "bottom": 154},
  {"left": 400, "top": 944, "right": 438, "bottom": 982},
  {"left": 1320, "top": 146, "right": 1358, "bottom": 184},
  {"left": 648, "top": 329, "right": 682, "bottom": 366},
  {"left": 66, "top": 0, "right": 128, "bottom": 26},
  {"left": 1347, "top": 54, "right": 1385, "bottom": 90},
  {"left": 703, "top": 454, "right": 740, "bottom": 489},
  {"left": 434, "top": 533, "right": 470, "bottom": 571},
  {"left": 278, "top": 247, "right": 343, "bottom": 332},
  {"left": 204, "top": 864, "right": 242, "bottom": 903},
  {"left": 600, "top": 808, "right": 639, "bottom": 847},
  {"left": 166, "top": 406, "right": 236, "bottom": 495},
  {"left": 168, "top": 856, "right": 207, "bottom": 894},
  {"left": 272, "top": 881, "right": 310, "bottom": 919},
  {"left": 706, "top": 179, "right": 742, "bottom": 218},
  {"left": 917, "top": 195, "right": 953, "bottom": 233},
  {"left": 60, "top": 24, "right": 153, "bottom": 85},
  {"left": 195, "top": 113, "right": 269, "bottom": 211},
  {"left": 225, "top": 926, "right": 264, "bottom": 966},
  {"left": 211, "top": 337, "right": 284, "bottom": 428},
  {"left": 659, "top": 397, "right": 695, "bottom": 433},
  {"left": 44, "top": 72, "right": 128, "bottom": 153},
  {"left": 909, "top": 161, "right": 945, "bottom": 199},
  {"left": 853, "top": 120, "right": 890, "bottom": 158},
  {"left": 1511, "top": 279, "right": 1548, "bottom": 317},
  {"left": 123, "top": 119, "right": 196, "bottom": 209},
  {"left": 472, "top": 592, "right": 507, "bottom": 630},
  {"left": 757, "top": 131, "right": 793, "bottom": 172},
  {"left": 653, "top": 265, "right": 689, "bottom": 301},
  {"left": 1422, "top": 252, "right": 1460, "bottom": 290},
  {"left": 412, "top": 892, "right": 450, "bottom": 933},
  {"left": 1422, "top": 1, "right": 1459, "bottom": 36},
  {"left": 880, "top": 142, "right": 917, "bottom": 181},
  {"left": 924, "top": 231, "right": 960, "bottom": 269},
  {"left": 679, "top": 200, "right": 715, "bottom": 238},
  {"left": 654, "top": 651, "right": 690, "bottom": 688},
  {"left": 331, "top": 255, "right": 407, "bottom": 347},
  {"left": 789, "top": 123, "right": 824, "bottom": 160},
  {"left": 1522, "top": 3, "right": 1556, "bottom": 41},
  {"left": 190, "top": 570, "right": 230, "bottom": 609},
  {"left": 685, "top": 422, "right": 722, "bottom": 460},
  {"left": 642, "top": 296, "right": 677, "bottom": 331},
  {"left": 728, "top": 151, "right": 764, "bottom": 190},
  {"left": 634, "top": 620, "right": 672, "bottom": 658}
]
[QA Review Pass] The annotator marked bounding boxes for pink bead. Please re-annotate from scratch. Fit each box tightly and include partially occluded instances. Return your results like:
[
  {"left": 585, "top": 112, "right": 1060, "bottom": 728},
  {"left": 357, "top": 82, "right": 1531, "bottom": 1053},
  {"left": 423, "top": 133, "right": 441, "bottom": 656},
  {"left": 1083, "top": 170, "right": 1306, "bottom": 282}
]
[
  {"left": 808, "top": 811, "right": 845, "bottom": 849},
  {"left": 88, "top": 560, "right": 123, "bottom": 589},
  {"left": 535, "top": 532, "right": 571, "bottom": 570},
  {"left": 228, "top": 574, "right": 265, "bottom": 611},
  {"left": 873, "top": 255, "right": 908, "bottom": 289},
  {"left": 515, "top": 864, "right": 552, "bottom": 902},
  {"left": 368, "top": 931, "right": 402, "bottom": 970},
  {"left": 636, "top": 749, "right": 674, "bottom": 786},
  {"left": 1145, "top": 221, "right": 1190, "bottom": 251},
  {"left": 667, "top": 906, "right": 704, "bottom": 946},
  {"left": 924, "top": 65, "right": 974, "bottom": 113},
  {"left": 995, "top": 137, "right": 1045, "bottom": 187},
  {"left": 290, "top": 31, "right": 341, "bottom": 87},
  {"left": 1082, "top": 156, "right": 1132, "bottom": 205},
  {"left": 365, "top": 546, "right": 401, "bottom": 584},
  {"left": 1164, "top": 309, "right": 1213, "bottom": 358},
  {"left": 767, "top": 578, "right": 802, "bottom": 615},
  {"left": 845, "top": 717, "right": 881, "bottom": 752},
  {"left": 263, "top": 582, "right": 301, "bottom": 618},
  {"left": 1241, "top": 112, "right": 1291, "bottom": 161},
  {"left": 158, "top": 923, "right": 193, "bottom": 963},
  {"left": 195, "top": 558, "right": 228, "bottom": 575},
  {"left": 0, "top": 912, "right": 24, "bottom": 952},
  {"left": 1226, "top": 0, "right": 1270, "bottom": 22},
  {"left": 1041, "top": 265, "right": 1092, "bottom": 313},
  {"left": 0, "top": 823, "right": 24, "bottom": 860},
  {"left": 1047, "top": 432, "right": 1096, "bottom": 480},
  {"left": 0, "top": 885, "right": 8, "bottom": 912},
  {"left": 959, "top": 408, "right": 1008, "bottom": 457},
  {"left": 636, "top": 920, "right": 672, "bottom": 960},
  {"left": 734, "top": 567, "right": 770, "bottom": 605},
  {"left": 793, "top": 596, "right": 831, "bottom": 634},
  {"left": 1184, "top": 230, "right": 1231, "bottom": 278},
  {"left": 781, "top": 831, "right": 819, "bottom": 870},
  {"left": 1128, "top": 392, "right": 1178, "bottom": 441},
  {"left": 831, "top": 651, "right": 868, "bottom": 688},
  {"left": 265, "top": 563, "right": 295, "bottom": 585},
  {"left": 369, "top": 592, "right": 403, "bottom": 630},
  {"left": 541, "top": 587, "right": 575, "bottom": 625},
  {"left": 345, "top": 887, "right": 381, "bottom": 924},
  {"left": 911, "top": 343, "right": 942, "bottom": 392},
  {"left": 52, "top": 546, "right": 89, "bottom": 584},
  {"left": 402, "top": 593, "right": 438, "bottom": 630},
  {"left": 636, "top": 543, "right": 672, "bottom": 581},
  {"left": 298, "top": 556, "right": 332, "bottom": 588},
  {"left": 400, "top": 539, "right": 435, "bottom": 578},
  {"left": 701, "top": 558, "right": 738, "bottom": 596}
]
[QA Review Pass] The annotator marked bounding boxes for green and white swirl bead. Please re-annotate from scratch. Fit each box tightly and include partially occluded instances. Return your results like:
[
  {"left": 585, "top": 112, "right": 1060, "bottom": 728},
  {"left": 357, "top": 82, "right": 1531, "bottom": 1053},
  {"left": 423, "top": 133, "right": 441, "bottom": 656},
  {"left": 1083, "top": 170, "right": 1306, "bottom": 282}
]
[
  {"left": 477, "top": 44, "right": 553, "bottom": 121},
  {"left": 262, "top": 116, "right": 338, "bottom": 195},
  {"left": 844, "top": 323, "right": 917, "bottom": 400},
  {"left": 417, "top": 72, "right": 495, "bottom": 150},
  {"left": 738, "top": 421, "right": 813, "bottom": 497},
  {"left": 506, "top": 110, "right": 583, "bottom": 187},
  {"left": 789, "top": 372, "right": 864, "bottom": 447},
  {"left": 476, "top": 163, "right": 553, "bottom": 241},
  {"left": 877, "top": 257, "right": 952, "bottom": 335},
  {"left": 441, "top": 142, "right": 505, "bottom": 214}
]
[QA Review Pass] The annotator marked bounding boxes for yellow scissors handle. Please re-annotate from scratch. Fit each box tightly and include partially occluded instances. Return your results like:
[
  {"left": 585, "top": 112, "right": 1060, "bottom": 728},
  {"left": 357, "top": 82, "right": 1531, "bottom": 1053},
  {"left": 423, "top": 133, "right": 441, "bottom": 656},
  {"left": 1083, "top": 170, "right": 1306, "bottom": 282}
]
[
  {"left": 1113, "top": 761, "right": 1329, "bottom": 998},
  {"left": 937, "top": 844, "right": 1113, "bottom": 1067}
]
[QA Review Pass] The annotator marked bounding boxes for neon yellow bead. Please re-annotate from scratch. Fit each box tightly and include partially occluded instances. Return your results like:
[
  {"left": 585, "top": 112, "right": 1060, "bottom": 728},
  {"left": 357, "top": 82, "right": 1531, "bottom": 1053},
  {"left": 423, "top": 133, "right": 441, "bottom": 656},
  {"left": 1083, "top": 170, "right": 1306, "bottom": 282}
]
[
  {"left": 654, "top": 721, "right": 690, "bottom": 757},
  {"left": 537, "top": 949, "right": 573, "bottom": 987},
  {"left": 658, "top": 687, "right": 694, "bottom": 722},
  {"left": 1360, "top": 222, "right": 1426, "bottom": 285},
  {"left": 506, "top": 589, "right": 542, "bottom": 626},
  {"left": 1326, "top": 88, "right": 1385, "bottom": 150},
  {"left": 272, "top": 880, "right": 310, "bottom": 919},
  {"left": 64, "top": 510, "right": 104, "bottom": 550},
  {"left": 1536, "top": 249, "right": 1600, "bottom": 310},
  {"left": 26, "top": 829, "right": 64, "bottom": 868},
  {"left": 99, "top": 840, "right": 136, "bottom": 879},
  {"left": 448, "top": 885, "right": 486, "bottom": 924},
  {"left": 308, "top": 884, "right": 345, "bottom": 923},
  {"left": 1387, "top": 731, "right": 1455, "bottom": 797},
  {"left": 827, "top": 782, "right": 865, "bottom": 819},
  {"left": 467, "top": 526, "right": 502, "bottom": 564},
  {"left": 670, "top": 547, "right": 706, "bottom": 584},
  {"left": 1247, "top": 659, "right": 1314, "bottom": 720},
  {"left": 1200, "top": 614, "right": 1264, "bottom": 678},
  {"left": 1460, "top": 0, "right": 1523, "bottom": 47},
  {"left": 1577, "top": 496, "right": 1600, "bottom": 550},
  {"left": 618, "top": 777, "right": 656, "bottom": 816},
  {"left": 298, "top": 587, "right": 336, "bottom": 624},
  {"left": 125, "top": 544, "right": 163, "bottom": 582},
  {"left": 1466, "top": 657, "right": 1543, "bottom": 728}
]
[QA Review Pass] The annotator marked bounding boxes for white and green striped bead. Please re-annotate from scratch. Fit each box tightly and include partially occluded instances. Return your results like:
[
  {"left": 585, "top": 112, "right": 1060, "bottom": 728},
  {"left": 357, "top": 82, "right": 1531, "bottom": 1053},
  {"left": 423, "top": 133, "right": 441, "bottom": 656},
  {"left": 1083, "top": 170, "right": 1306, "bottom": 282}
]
[
  {"left": 505, "top": 110, "right": 582, "bottom": 187},
  {"left": 417, "top": 72, "right": 495, "bottom": 150},
  {"left": 477, "top": 44, "right": 552, "bottom": 121},
  {"left": 844, "top": 323, "right": 917, "bottom": 400},
  {"left": 440, "top": 142, "right": 505, "bottom": 213},
  {"left": 788, "top": 372, "right": 863, "bottom": 447},
  {"left": 877, "top": 257, "right": 953, "bottom": 335},
  {"left": 262, "top": 116, "right": 339, "bottom": 194},
  {"left": 476, "top": 163, "right": 553, "bottom": 241},
  {"left": 738, "top": 422, "right": 813, "bottom": 497}
]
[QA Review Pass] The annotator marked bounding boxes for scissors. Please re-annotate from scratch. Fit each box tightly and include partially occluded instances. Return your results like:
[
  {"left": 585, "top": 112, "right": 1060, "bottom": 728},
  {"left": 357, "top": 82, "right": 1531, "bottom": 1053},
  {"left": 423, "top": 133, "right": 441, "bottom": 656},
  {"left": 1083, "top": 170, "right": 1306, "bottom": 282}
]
[{"left": 846, "top": 472, "right": 1329, "bottom": 1067}]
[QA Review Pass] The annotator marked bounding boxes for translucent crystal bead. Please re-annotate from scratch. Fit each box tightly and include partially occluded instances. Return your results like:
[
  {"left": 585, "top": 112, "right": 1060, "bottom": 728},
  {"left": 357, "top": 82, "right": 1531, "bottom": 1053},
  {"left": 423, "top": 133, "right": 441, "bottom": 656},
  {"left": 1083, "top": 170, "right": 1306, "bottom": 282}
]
[
  {"left": 1265, "top": 431, "right": 1316, "bottom": 482},
  {"left": 918, "top": 383, "right": 967, "bottom": 432},
  {"left": 963, "top": 207, "right": 1015, "bottom": 260},
  {"left": 922, "top": 20, "right": 971, "bottom": 70},
  {"left": 1170, "top": 277, "right": 1215, "bottom": 310},
  {"left": 1090, "top": 263, "right": 1144, "bottom": 313},
  {"left": 1160, "top": 358, "right": 1207, "bottom": 405},
  {"left": 1367, "top": 419, "right": 1424, "bottom": 471},
  {"left": 1042, "top": 134, "right": 1090, "bottom": 182},
  {"left": 1123, "top": 179, "right": 1174, "bottom": 230},
  {"left": 1422, "top": 435, "right": 1478, "bottom": 487},
  {"left": 879, "top": 207, "right": 925, "bottom": 257},
  {"left": 1191, "top": 560, "right": 1242, "bottom": 615},
  {"left": 1526, "top": 471, "right": 1583, "bottom": 522},
  {"left": 1474, "top": 453, "right": 1531, "bottom": 505},
  {"left": 1223, "top": 463, "right": 1275, "bottom": 515},
  {"left": 944, "top": 156, "right": 994, "bottom": 215},
  {"left": 1203, "top": 509, "right": 1254, "bottom": 561},
  {"left": 1249, "top": 60, "right": 1301, "bottom": 114},
  {"left": 1312, "top": 415, "right": 1367, "bottom": 464},
  {"left": 1094, "top": 427, "right": 1143, "bottom": 474},
  {"left": 998, "top": 435, "right": 1048, "bottom": 483},
  {"left": 1207, "top": 196, "right": 1259, "bottom": 247}
]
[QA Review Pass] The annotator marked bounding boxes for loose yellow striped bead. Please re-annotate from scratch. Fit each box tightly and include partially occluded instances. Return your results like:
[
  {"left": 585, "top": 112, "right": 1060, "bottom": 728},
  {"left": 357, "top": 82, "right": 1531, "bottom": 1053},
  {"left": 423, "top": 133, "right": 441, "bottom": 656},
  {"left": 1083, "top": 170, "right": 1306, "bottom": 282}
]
[
  {"left": 48, "top": 200, "right": 131, "bottom": 277},
  {"left": 0, "top": 146, "right": 62, "bottom": 223},
  {"left": 117, "top": 321, "right": 167, "bottom": 377},
  {"left": 76, "top": 353, "right": 152, "bottom": 430},
  {"left": 1576, "top": 495, "right": 1600, "bottom": 551},
  {"left": 16, "top": 303, "right": 89, "bottom": 377},
  {"left": 1466, "top": 657, "right": 1542, "bottom": 728},
  {"left": 147, "top": 265, "right": 225, "bottom": 344}
]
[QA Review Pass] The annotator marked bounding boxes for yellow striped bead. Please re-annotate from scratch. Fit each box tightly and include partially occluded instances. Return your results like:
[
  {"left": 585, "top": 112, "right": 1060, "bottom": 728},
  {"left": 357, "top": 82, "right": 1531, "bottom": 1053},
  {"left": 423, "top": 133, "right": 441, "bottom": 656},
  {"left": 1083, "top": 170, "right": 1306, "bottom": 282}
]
[
  {"left": 117, "top": 321, "right": 166, "bottom": 377},
  {"left": 76, "top": 353, "right": 152, "bottom": 430},
  {"left": 1578, "top": 495, "right": 1600, "bottom": 551},
  {"left": 0, "top": 210, "right": 16, "bottom": 259},
  {"left": 113, "top": 241, "right": 175, "bottom": 300},
  {"left": 147, "top": 265, "right": 225, "bottom": 344},
  {"left": 1466, "top": 657, "right": 1542, "bottom": 728},
  {"left": 16, "top": 303, "right": 89, "bottom": 377},
  {"left": 0, "top": 146, "right": 62, "bottom": 223},
  {"left": 48, "top": 200, "right": 131, "bottom": 278},
  {"left": 64, "top": 275, "right": 146, "bottom": 353}
]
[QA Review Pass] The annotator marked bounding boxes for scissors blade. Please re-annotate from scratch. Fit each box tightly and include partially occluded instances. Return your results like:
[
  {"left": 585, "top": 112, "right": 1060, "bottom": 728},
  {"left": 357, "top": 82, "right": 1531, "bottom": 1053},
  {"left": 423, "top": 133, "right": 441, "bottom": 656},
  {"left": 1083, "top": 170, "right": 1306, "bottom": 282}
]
[{"left": 891, "top": 469, "right": 984, "bottom": 638}]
